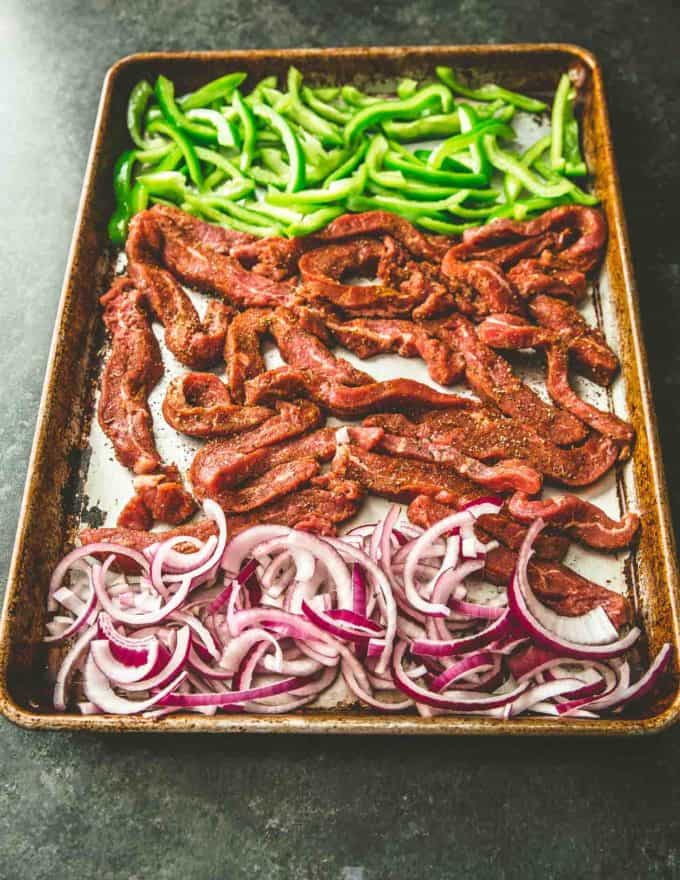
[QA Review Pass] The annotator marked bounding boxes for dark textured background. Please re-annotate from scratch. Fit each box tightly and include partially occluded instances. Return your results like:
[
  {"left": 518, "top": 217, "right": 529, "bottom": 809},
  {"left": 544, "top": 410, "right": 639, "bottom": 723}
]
[{"left": 1, "top": 2, "right": 679, "bottom": 878}]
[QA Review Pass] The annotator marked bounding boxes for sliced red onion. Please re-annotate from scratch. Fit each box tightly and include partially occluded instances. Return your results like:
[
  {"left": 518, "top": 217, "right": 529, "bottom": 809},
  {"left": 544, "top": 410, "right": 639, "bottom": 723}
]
[
  {"left": 392, "top": 641, "right": 529, "bottom": 711},
  {"left": 352, "top": 563, "right": 367, "bottom": 617},
  {"left": 429, "top": 651, "right": 498, "bottom": 693},
  {"left": 123, "top": 627, "right": 192, "bottom": 692},
  {"left": 53, "top": 624, "right": 98, "bottom": 711},
  {"left": 97, "top": 612, "right": 156, "bottom": 665},
  {"left": 325, "top": 538, "right": 397, "bottom": 675},
  {"left": 83, "top": 652, "right": 187, "bottom": 714},
  {"left": 50, "top": 544, "right": 149, "bottom": 601},
  {"left": 44, "top": 572, "right": 98, "bottom": 643},
  {"left": 159, "top": 673, "right": 315, "bottom": 708},
  {"left": 412, "top": 609, "right": 514, "bottom": 657},
  {"left": 509, "top": 520, "right": 640, "bottom": 659},
  {"left": 459, "top": 496, "right": 504, "bottom": 518},
  {"left": 302, "top": 600, "right": 382, "bottom": 644},
  {"left": 402, "top": 512, "right": 476, "bottom": 616},
  {"left": 91, "top": 638, "right": 160, "bottom": 684}
]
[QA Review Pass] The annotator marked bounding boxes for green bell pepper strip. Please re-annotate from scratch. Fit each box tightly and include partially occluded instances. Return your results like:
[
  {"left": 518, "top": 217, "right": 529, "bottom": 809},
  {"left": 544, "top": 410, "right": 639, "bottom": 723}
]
[
  {"left": 383, "top": 151, "right": 487, "bottom": 188},
  {"left": 136, "top": 171, "right": 187, "bottom": 202},
  {"left": 185, "top": 108, "right": 238, "bottom": 148},
  {"left": 177, "top": 72, "right": 246, "bottom": 111},
  {"left": 259, "top": 147, "right": 290, "bottom": 176},
  {"left": 550, "top": 73, "right": 572, "bottom": 172},
  {"left": 194, "top": 146, "right": 243, "bottom": 180},
  {"left": 130, "top": 182, "right": 149, "bottom": 215},
  {"left": 366, "top": 135, "right": 478, "bottom": 201},
  {"left": 212, "top": 179, "right": 256, "bottom": 201},
  {"left": 483, "top": 134, "right": 573, "bottom": 199},
  {"left": 286, "top": 206, "right": 345, "bottom": 237},
  {"left": 413, "top": 148, "right": 477, "bottom": 173},
  {"left": 252, "top": 103, "right": 306, "bottom": 192},
  {"left": 127, "top": 80, "right": 160, "bottom": 149},
  {"left": 436, "top": 66, "right": 547, "bottom": 112},
  {"left": 346, "top": 194, "right": 449, "bottom": 226},
  {"left": 275, "top": 68, "right": 344, "bottom": 147},
  {"left": 108, "top": 149, "right": 136, "bottom": 244},
  {"left": 243, "top": 200, "right": 304, "bottom": 225},
  {"left": 354, "top": 188, "right": 473, "bottom": 215},
  {"left": 266, "top": 166, "right": 366, "bottom": 206},
  {"left": 183, "top": 192, "right": 279, "bottom": 230},
  {"left": 301, "top": 86, "right": 352, "bottom": 124},
  {"left": 155, "top": 75, "right": 221, "bottom": 145},
  {"left": 341, "top": 85, "right": 382, "bottom": 108},
  {"left": 382, "top": 113, "right": 463, "bottom": 142},
  {"left": 113, "top": 149, "right": 136, "bottom": 206},
  {"left": 232, "top": 90, "right": 257, "bottom": 172},
  {"left": 532, "top": 159, "right": 598, "bottom": 205},
  {"left": 427, "top": 117, "right": 514, "bottom": 169},
  {"left": 504, "top": 134, "right": 552, "bottom": 203},
  {"left": 147, "top": 119, "right": 203, "bottom": 187},
  {"left": 417, "top": 215, "right": 478, "bottom": 235},
  {"left": 315, "top": 87, "right": 340, "bottom": 101},
  {"left": 344, "top": 83, "right": 454, "bottom": 143},
  {"left": 244, "top": 76, "right": 279, "bottom": 106},
  {"left": 134, "top": 141, "right": 175, "bottom": 165},
  {"left": 550, "top": 74, "right": 588, "bottom": 177},
  {"left": 457, "top": 104, "right": 492, "bottom": 180},
  {"left": 396, "top": 78, "right": 419, "bottom": 99},
  {"left": 184, "top": 197, "right": 282, "bottom": 237},
  {"left": 153, "top": 144, "right": 184, "bottom": 172},
  {"left": 324, "top": 141, "right": 369, "bottom": 184}
]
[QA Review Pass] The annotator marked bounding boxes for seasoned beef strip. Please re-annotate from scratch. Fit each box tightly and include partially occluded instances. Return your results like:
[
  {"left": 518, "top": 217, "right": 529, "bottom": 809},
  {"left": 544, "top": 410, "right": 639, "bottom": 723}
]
[
  {"left": 364, "top": 409, "right": 618, "bottom": 487},
  {"left": 98, "top": 277, "right": 163, "bottom": 474},
  {"left": 162, "top": 372, "right": 273, "bottom": 438},
  {"left": 507, "top": 491, "right": 640, "bottom": 551},
  {"left": 343, "top": 425, "right": 542, "bottom": 495},
  {"left": 448, "top": 315, "right": 587, "bottom": 446}
]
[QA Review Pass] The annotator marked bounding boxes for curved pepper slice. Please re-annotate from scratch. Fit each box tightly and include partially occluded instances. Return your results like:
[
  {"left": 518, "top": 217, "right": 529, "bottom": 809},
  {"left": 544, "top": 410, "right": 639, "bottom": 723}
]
[
  {"left": 344, "top": 83, "right": 454, "bottom": 143},
  {"left": 252, "top": 103, "right": 306, "bottom": 192},
  {"left": 436, "top": 66, "right": 547, "bottom": 112}
]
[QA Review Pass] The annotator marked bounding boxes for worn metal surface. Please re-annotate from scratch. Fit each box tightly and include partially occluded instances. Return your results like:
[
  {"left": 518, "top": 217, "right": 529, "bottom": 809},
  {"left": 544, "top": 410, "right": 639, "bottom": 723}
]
[{"left": 1, "top": 44, "right": 678, "bottom": 734}]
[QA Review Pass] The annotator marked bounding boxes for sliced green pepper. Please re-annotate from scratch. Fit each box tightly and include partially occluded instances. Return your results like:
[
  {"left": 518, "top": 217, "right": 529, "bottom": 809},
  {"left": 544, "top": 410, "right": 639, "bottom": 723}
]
[
  {"left": 436, "top": 66, "right": 547, "bottom": 112},
  {"left": 108, "top": 149, "right": 136, "bottom": 244},
  {"left": 194, "top": 146, "right": 243, "bottom": 180},
  {"left": 244, "top": 76, "right": 279, "bottom": 107},
  {"left": 186, "top": 108, "right": 238, "bottom": 148},
  {"left": 267, "top": 166, "right": 366, "bottom": 206},
  {"left": 324, "top": 141, "right": 369, "bottom": 184},
  {"left": 129, "top": 182, "right": 149, "bottom": 215},
  {"left": 243, "top": 200, "right": 304, "bottom": 225},
  {"left": 382, "top": 113, "right": 462, "bottom": 142},
  {"left": 417, "top": 216, "right": 478, "bottom": 235},
  {"left": 383, "top": 150, "right": 487, "bottom": 188},
  {"left": 136, "top": 170, "right": 187, "bottom": 202},
  {"left": 345, "top": 83, "right": 454, "bottom": 143},
  {"left": 427, "top": 118, "right": 514, "bottom": 169},
  {"left": 396, "top": 78, "right": 419, "bottom": 99},
  {"left": 275, "top": 68, "right": 344, "bottom": 147},
  {"left": 346, "top": 194, "right": 448, "bottom": 226},
  {"left": 252, "top": 103, "right": 306, "bottom": 192},
  {"left": 127, "top": 80, "right": 157, "bottom": 149},
  {"left": 286, "top": 206, "right": 344, "bottom": 236},
  {"left": 301, "top": 86, "right": 352, "bottom": 124},
  {"left": 315, "top": 87, "right": 340, "bottom": 102},
  {"left": 232, "top": 90, "right": 257, "bottom": 172},
  {"left": 457, "top": 104, "right": 492, "bottom": 180},
  {"left": 483, "top": 134, "right": 573, "bottom": 198},
  {"left": 155, "top": 75, "right": 219, "bottom": 145},
  {"left": 550, "top": 73, "right": 572, "bottom": 172},
  {"left": 504, "top": 134, "right": 551, "bottom": 202},
  {"left": 178, "top": 72, "right": 246, "bottom": 110},
  {"left": 147, "top": 118, "right": 204, "bottom": 188},
  {"left": 532, "top": 159, "right": 599, "bottom": 205},
  {"left": 341, "top": 85, "right": 382, "bottom": 108}
]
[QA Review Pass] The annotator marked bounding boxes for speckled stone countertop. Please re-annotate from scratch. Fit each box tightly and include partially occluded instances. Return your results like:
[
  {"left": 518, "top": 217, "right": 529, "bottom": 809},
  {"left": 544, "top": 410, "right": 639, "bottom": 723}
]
[{"left": 1, "top": 2, "right": 680, "bottom": 877}]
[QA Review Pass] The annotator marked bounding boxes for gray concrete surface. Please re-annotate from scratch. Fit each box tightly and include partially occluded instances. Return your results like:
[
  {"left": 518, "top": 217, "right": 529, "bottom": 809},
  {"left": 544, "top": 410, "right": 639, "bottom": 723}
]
[{"left": 1, "top": 2, "right": 679, "bottom": 877}]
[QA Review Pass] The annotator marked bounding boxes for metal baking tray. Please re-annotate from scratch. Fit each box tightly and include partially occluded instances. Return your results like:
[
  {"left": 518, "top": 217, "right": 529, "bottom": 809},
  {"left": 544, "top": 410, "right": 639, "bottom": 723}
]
[{"left": 1, "top": 44, "right": 678, "bottom": 735}]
